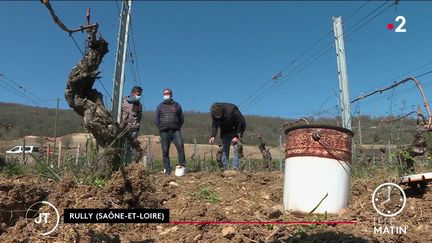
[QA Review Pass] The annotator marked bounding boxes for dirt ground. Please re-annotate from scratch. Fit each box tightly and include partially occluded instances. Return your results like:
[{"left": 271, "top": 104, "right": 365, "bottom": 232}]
[{"left": 0, "top": 163, "right": 431, "bottom": 242}]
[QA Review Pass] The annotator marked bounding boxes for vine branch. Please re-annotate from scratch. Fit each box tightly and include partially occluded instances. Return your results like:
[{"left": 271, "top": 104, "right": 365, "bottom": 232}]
[
  {"left": 351, "top": 77, "right": 432, "bottom": 130},
  {"left": 40, "top": 0, "right": 98, "bottom": 35}
]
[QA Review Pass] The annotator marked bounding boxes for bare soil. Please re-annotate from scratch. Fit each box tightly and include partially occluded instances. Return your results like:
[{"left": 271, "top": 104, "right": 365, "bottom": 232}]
[{"left": 0, "top": 163, "right": 431, "bottom": 242}]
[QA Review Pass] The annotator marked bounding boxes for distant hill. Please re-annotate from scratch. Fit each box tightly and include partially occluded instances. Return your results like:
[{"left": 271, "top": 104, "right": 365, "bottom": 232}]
[
  {"left": 0, "top": 102, "right": 419, "bottom": 146},
  {"left": 0, "top": 102, "right": 85, "bottom": 140}
]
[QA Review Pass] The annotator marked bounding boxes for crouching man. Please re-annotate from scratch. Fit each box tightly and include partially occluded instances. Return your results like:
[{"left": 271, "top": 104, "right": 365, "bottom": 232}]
[{"left": 209, "top": 102, "right": 246, "bottom": 171}]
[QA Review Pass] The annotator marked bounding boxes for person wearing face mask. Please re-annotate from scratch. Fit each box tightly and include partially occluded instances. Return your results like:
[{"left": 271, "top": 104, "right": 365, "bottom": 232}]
[
  {"left": 155, "top": 88, "right": 186, "bottom": 175},
  {"left": 120, "top": 86, "right": 144, "bottom": 164},
  {"left": 209, "top": 102, "right": 246, "bottom": 171}
]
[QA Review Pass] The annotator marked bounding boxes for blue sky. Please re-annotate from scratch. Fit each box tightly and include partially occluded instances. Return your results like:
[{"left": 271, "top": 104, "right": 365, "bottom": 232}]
[{"left": 1, "top": 1, "right": 432, "bottom": 119}]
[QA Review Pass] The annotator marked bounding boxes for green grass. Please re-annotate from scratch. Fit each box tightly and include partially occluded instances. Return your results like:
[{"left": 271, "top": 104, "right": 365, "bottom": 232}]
[
  {"left": 151, "top": 159, "right": 164, "bottom": 172},
  {"left": 193, "top": 186, "right": 222, "bottom": 204},
  {"left": 2, "top": 163, "right": 25, "bottom": 176},
  {"left": 150, "top": 159, "right": 225, "bottom": 173},
  {"left": 351, "top": 162, "right": 381, "bottom": 178},
  {"left": 88, "top": 177, "right": 108, "bottom": 188},
  {"left": 265, "top": 224, "right": 274, "bottom": 230},
  {"left": 286, "top": 193, "right": 329, "bottom": 241},
  {"left": 351, "top": 156, "right": 432, "bottom": 180}
]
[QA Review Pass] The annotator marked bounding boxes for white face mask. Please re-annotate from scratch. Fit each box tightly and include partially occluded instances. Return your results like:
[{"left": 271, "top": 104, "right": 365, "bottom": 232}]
[
  {"left": 134, "top": 95, "right": 141, "bottom": 101},
  {"left": 163, "top": 95, "right": 170, "bottom": 100}
]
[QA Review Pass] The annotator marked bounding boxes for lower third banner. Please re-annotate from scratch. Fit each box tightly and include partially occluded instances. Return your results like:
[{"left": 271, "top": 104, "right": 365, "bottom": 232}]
[{"left": 63, "top": 208, "right": 169, "bottom": 223}]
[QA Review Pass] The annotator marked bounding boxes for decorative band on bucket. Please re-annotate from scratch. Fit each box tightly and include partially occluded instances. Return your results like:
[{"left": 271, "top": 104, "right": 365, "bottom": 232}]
[{"left": 284, "top": 124, "right": 354, "bottom": 163}]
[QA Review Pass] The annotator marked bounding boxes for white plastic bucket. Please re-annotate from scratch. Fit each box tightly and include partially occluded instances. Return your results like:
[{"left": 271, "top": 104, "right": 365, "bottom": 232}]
[
  {"left": 175, "top": 165, "right": 185, "bottom": 177},
  {"left": 284, "top": 156, "right": 350, "bottom": 215},
  {"left": 283, "top": 124, "right": 353, "bottom": 215}
]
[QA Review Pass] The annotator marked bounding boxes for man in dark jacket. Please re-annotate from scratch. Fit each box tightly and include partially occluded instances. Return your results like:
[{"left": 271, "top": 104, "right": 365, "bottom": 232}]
[
  {"left": 120, "top": 86, "right": 143, "bottom": 164},
  {"left": 209, "top": 102, "right": 246, "bottom": 170},
  {"left": 155, "top": 88, "right": 186, "bottom": 175}
]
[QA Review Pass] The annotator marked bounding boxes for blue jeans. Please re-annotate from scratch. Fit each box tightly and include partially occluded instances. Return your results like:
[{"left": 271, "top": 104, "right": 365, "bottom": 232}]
[
  {"left": 221, "top": 134, "right": 239, "bottom": 170},
  {"left": 125, "top": 130, "right": 139, "bottom": 164},
  {"left": 160, "top": 130, "right": 186, "bottom": 172}
]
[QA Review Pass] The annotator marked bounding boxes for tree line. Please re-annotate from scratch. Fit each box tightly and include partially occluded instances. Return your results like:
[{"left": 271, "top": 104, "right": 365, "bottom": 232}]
[{"left": 0, "top": 102, "right": 419, "bottom": 146}]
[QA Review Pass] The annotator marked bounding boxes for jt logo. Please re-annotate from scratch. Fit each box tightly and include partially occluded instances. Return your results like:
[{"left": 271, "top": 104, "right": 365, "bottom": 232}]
[
  {"left": 34, "top": 213, "right": 51, "bottom": 224},
  {"left": 26, "top": 201, "right": 60, "bottom": 236}
]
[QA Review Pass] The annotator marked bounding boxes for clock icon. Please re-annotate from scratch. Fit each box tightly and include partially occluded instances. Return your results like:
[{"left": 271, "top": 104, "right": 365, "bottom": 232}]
[{"left": 372, "top": 183, "right": 407, "bottom": 217}]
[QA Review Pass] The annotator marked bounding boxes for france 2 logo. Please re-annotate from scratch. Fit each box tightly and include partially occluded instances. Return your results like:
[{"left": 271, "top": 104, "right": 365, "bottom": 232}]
[{"left": 387, "top": 16, "right": 407, "bottom": 33}]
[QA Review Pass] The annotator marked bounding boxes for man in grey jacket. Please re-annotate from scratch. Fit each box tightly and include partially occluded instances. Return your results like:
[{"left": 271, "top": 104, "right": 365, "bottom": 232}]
[{"left": 120, "top": 86, "right": 143, "bottom": 163}]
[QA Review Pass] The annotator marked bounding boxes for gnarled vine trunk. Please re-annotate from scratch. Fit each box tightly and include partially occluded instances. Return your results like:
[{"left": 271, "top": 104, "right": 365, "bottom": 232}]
[
  {"left": 402, "top": 127, "right": 428, "bottom": 173},
  {"left": 65, "top": 30, "right": 122, "bottom": 171}
]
